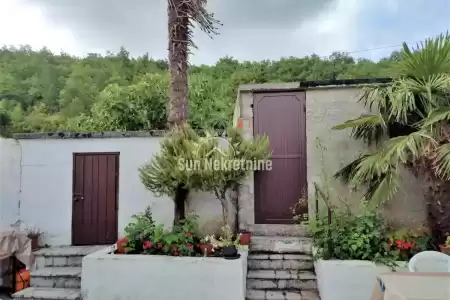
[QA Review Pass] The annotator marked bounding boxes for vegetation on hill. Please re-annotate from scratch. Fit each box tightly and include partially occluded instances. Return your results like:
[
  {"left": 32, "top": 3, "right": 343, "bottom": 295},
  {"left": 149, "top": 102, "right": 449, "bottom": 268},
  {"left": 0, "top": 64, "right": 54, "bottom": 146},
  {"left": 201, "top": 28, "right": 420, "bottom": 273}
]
[{"left": 0, "top": 45, "right": 400, "bottom": 134}]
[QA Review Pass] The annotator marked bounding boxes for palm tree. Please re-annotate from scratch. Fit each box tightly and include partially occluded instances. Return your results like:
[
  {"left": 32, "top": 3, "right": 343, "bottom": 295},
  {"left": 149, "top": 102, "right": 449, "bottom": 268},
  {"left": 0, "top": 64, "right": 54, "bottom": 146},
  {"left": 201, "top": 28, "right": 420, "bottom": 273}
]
[
  {"left": 167, "top": 0, "right": 220, "bottom": 127},
  {"left": 166, "top": 0, "right": 220, "bottom": 225},
  {"left": 333, "top": 33, "right": 450, "bottom": 243}
]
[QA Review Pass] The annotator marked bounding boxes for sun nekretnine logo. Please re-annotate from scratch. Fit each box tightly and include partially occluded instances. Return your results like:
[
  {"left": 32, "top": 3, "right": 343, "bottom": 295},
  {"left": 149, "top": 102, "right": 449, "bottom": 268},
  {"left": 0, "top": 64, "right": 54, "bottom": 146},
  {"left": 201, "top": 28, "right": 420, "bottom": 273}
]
[{"left": 178, "top": 136, "right": 272, "bottom": 171}]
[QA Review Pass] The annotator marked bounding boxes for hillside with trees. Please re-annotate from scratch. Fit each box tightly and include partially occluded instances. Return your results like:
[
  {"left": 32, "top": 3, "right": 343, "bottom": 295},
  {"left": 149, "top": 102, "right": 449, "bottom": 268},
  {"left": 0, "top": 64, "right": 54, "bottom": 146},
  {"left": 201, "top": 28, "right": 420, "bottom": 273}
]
[{"left": 0, "top": 45, "right": 400, "bottom": 134}]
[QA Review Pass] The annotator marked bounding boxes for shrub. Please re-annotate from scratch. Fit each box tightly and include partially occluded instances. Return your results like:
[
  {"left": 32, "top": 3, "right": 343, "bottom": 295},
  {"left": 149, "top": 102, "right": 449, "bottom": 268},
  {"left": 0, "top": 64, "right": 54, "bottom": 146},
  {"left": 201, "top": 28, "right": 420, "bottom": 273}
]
[
  {"left": 309, "top": 203, "right": 397, "bottom": 265},
  {"left": 123, "top": 206, "right": 201, "bottom": 257}
]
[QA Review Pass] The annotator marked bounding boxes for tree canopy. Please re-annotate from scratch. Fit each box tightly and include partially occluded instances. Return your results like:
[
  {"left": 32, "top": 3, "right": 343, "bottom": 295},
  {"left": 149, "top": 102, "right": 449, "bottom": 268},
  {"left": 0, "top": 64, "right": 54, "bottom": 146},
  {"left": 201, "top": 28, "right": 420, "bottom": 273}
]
[{"left": 0, "top": 45, "right": 400, "bottom": 134}]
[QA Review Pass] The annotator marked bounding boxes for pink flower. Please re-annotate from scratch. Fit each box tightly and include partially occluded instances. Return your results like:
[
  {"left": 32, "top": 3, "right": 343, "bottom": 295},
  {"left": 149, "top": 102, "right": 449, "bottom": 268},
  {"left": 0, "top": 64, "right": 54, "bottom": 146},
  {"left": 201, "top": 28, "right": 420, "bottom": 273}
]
[
  {"left": 143, "top": 241, "right": 153, "bottom": 249},
  {"left": 185, "top": 232, "right": 192, "bottom": 237}
]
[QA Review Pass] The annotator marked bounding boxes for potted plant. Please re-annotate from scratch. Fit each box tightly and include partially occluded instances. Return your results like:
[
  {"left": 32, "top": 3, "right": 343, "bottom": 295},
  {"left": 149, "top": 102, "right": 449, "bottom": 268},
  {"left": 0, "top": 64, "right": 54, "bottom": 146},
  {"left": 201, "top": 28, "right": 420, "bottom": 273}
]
[
  {"left": 116, "top": 237, "right": 128, "bottom": 254},
  {"left": 26, "top": 228, "right": 41, "bottom": 251},
  {"left": 206, "top": 225, "right": 241, "bottom": 259},
  {"left": 198, "top": 237, "right": 214, "bottom": 256},
  {"left": 439, "top": 236, "right": 450, "bottom": 254},
  {"left": 239, "top": 230, "right": 251, "bottom": 245}
]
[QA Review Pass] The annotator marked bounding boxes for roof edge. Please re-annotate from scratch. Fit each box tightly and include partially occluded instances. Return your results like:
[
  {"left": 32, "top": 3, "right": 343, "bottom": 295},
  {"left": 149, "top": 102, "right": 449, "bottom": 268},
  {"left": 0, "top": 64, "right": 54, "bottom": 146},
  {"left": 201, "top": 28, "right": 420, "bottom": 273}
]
[{"left": 238, "top": 78, "right": 393, "bottom": 92}]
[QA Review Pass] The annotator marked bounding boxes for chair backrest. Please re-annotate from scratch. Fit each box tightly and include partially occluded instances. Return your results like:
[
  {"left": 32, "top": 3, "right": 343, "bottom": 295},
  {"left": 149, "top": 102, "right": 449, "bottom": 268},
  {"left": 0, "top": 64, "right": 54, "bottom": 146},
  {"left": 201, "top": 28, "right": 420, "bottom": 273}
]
[{"left": 408, "top": 251, "right": 450, "bottom": 272}]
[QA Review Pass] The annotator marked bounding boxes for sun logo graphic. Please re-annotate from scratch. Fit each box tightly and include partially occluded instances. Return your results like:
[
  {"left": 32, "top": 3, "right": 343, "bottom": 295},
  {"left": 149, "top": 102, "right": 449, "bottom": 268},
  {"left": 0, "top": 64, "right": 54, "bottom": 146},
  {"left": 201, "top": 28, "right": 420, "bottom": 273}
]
[{"left": 195, "top": 136, "right": 236, "bottom": 158}]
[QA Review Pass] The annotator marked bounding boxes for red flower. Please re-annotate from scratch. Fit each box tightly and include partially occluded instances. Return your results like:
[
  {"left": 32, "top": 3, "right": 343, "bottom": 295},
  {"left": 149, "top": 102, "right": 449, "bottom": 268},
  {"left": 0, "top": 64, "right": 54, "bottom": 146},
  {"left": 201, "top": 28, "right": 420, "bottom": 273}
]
[
  {"left": 143, "top": 241, "right": 153, "bottom": 249},
  {"left": 185, "top": 232, "right": 192, "bottom": 237},
  {"left": 157, "top": 243, "right": 163, "bottom": 249},
  {"left": 173, "top": 251, "right": 179, "bottom": 256},
  {"left": 186, "top": 243, "right": 192, "bottom": 248}
]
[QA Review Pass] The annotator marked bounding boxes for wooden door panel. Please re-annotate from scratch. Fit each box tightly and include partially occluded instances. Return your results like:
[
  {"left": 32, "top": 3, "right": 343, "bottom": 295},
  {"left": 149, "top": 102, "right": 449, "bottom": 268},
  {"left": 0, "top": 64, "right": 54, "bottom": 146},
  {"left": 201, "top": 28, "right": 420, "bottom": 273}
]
[
  {"left": 72, "top": 153, "right": 119, "bottom": 245},
  {"left": 253, "top": 92, "right": 307, "bottom": 224}
]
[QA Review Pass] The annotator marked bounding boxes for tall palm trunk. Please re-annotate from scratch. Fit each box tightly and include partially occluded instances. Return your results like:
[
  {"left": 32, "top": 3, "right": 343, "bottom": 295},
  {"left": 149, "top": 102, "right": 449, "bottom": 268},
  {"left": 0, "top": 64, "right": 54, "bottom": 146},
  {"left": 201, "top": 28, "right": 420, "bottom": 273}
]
[
  {"left": 167, "top": 0, "right": 220, "bottom": 225},
  {"left": 168, "top": 0, "right": 189, "bottom": 127}
]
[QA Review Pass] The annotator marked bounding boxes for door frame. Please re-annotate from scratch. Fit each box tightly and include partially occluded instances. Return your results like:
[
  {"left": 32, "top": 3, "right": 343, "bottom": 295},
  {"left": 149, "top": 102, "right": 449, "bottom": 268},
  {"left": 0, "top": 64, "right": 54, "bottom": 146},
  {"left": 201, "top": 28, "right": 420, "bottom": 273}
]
[
  {"left": 252, "top": 91, "right": 308, "bottom": 224},
  {"left": 71, "top": 152, "right": 120, "bottom": 245}
]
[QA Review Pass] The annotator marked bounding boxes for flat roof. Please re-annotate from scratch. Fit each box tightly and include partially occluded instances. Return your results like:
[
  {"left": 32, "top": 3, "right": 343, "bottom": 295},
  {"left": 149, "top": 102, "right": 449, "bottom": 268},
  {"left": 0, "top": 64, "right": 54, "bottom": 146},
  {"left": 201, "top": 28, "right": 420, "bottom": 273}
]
[{"left": 238, "top": 78, "right": 392, "bottom": 92}]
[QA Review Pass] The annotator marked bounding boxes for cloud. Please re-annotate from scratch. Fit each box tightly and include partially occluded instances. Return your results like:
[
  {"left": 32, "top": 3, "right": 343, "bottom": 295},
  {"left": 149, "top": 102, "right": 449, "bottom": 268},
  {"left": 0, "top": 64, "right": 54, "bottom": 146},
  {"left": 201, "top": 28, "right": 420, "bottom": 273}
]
[{"left": 2, "top": 0, "right": 450, "bottom": 65}]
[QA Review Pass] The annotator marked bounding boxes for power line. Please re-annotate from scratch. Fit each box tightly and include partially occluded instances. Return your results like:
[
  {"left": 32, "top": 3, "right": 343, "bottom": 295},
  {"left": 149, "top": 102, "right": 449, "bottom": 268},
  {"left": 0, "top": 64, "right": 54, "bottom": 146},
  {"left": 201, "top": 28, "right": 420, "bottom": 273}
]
[{"left": 322, "top": 30, "right": 450, "bottom": 58}]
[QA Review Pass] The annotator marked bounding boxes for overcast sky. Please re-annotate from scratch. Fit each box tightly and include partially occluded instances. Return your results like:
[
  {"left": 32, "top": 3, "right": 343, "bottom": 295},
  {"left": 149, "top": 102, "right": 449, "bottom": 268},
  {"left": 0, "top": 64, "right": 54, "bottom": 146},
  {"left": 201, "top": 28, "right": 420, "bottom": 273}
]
[{"left": 1, "top": 0, "right": 449, "bottom": 65}]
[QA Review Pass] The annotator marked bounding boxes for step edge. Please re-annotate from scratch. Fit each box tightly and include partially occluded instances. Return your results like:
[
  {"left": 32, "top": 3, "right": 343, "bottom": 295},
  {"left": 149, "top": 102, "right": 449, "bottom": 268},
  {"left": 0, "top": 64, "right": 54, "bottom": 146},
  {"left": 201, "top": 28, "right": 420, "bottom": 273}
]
[{"left": 12, "top": 287, "right": 81, "bottom": 299}]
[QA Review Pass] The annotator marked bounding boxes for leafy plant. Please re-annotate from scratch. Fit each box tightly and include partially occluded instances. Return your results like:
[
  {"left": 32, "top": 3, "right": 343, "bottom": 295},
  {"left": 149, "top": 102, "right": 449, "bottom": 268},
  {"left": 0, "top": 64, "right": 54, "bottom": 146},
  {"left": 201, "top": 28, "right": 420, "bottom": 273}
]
[
  {"left": 139, "top": 126, "right": 203, "bottom": 226},
  {"left": 333, "top": 33, "right": 450, "bottom": 243},
  {"left": 123, "top": 207, "right": 201, "bottom": 256},
  {"left": 388, "top": 228, "right": 433, "bottom": 260},
  {"left": 26, "top": 227, "right": 41, "bottom": 238},
  {"left": 309, "top": 203, "right": 397, "bottom": 266},
  {"left": 444, "top": 236, "right": 450, "bottom": 247},
  {"left": 123, "top": 206, "right": 156, "bottom": 253},
  {"left": 196, "top": 127, "right": 270, "bottom": 229},
  {"left": 204, "top": 225, "right": 241, "bottom": 250}
]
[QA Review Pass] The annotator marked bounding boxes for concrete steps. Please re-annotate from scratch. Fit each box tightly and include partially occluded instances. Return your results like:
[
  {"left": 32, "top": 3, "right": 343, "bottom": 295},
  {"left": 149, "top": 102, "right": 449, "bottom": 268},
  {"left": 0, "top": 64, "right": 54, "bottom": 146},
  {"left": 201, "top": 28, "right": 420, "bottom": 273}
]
[
  {"left": 248, "top": 254, "right": 314, "bottom": 270},
  {"left": 246, "top": 289, "right": 319, "bottom": 300},
  {"left": 31, "top": 267, "right": 81, "bottom": 289},
  {"left": 12, "top": 246, "right": 104, "bottom": 300},
  {"left": 250, "top": 236, "right": 312, "bottom": 254},
  {"left": 12, "top": 288, "right": 81, "bottom": 300},
  {"left": 246, "top": 235, "right": 318, "bottom": 300}
]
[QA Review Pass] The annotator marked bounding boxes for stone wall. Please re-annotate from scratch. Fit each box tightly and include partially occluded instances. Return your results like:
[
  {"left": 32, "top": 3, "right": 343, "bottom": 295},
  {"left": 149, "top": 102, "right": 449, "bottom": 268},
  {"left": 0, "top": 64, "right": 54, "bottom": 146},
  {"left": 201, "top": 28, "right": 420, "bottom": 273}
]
[{"left": 234, "top": 83, "right": 427, "bottom": 230}]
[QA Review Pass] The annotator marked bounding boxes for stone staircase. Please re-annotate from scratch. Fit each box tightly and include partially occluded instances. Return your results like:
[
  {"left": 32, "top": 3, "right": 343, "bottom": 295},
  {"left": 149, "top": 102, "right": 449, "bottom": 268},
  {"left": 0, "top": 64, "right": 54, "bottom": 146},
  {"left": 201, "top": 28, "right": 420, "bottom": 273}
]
[
  {"left": 246, "top": 233, "right": 319, "bottom": 300},
  {"left": 12, "top": 246, "right": 104, "bottom": 300}
]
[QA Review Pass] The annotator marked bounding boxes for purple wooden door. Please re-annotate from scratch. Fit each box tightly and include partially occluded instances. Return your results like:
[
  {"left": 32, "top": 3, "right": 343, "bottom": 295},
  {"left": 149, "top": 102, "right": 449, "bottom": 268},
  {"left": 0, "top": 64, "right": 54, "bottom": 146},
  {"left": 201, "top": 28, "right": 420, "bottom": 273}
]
[
  {"left": 253, "top": 92, "right": 307, "bottom": 224},
  {"left": 72, "top": 153, "right": 119, "bottom": 245}
]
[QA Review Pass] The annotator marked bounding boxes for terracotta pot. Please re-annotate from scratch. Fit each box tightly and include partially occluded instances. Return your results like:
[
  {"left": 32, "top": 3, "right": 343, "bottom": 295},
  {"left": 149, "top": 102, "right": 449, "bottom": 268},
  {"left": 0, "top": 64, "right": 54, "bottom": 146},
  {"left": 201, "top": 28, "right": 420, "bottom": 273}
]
[
  {"left": 439, "top": 245, "right": 450, "bottom": 254},
  {"left": 30, "top": 237, "right": 39, "bottom": 251},
  {"left": 198, "top": 243, "right": 213, "bottom": 256},
  {"left": 116, "top": 237, "right": 128, "bottom": 254},
  {"left": 239, "top": 232, "right": 251, "bottom": 245}
]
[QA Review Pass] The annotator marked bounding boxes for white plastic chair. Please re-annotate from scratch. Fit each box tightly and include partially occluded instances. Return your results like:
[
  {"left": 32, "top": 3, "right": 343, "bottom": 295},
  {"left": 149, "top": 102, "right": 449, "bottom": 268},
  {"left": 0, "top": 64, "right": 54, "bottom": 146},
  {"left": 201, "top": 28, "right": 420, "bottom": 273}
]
[{"left": 408, "top": 251, "right": 450, "bottom": 272}]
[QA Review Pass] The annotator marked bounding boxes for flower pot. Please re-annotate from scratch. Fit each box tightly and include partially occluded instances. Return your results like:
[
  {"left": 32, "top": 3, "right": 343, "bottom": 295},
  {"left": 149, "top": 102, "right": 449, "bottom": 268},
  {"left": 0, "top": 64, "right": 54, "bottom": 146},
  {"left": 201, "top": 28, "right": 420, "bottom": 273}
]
[
  {"left": 222, "top": 245, "right": 237, "bottom": 258},
  {"left": 30, "top": 237, "right": 39, "bottom": 251},
  {"left": 198, "top": 243, "right": 213, "bottom": 256},
  {"left": 239, "top": 232, "right": 251, "bottom": 245},
  {"left": 439, "top": 245, "right": 450, "bottom": 254},
  {"left": 116, "top": 237, "right": 128, "bottom": 254}
]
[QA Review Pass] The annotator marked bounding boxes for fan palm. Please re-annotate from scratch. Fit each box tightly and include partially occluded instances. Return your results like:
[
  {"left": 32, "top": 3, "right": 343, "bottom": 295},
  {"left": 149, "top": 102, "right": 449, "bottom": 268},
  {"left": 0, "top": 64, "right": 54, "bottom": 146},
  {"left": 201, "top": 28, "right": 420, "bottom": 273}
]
[
  {"left": 333, "top": 33, "right": 450, "bottom": 242},
  {"left": 167, "top": 0, "right": 220, "bottom": 127},
  {"left": 166, "top": 0, "right": 220, "bottom": 225}
]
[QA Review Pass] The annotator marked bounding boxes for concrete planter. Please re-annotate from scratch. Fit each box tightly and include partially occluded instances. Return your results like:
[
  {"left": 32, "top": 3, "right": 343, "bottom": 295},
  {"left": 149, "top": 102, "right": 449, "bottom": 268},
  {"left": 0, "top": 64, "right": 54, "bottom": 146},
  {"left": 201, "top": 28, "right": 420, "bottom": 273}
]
[
  {"left": 81, "top": 247, "right": 248, "bottom": 300},
  {"left": 315, "top": 259, "right": 408, "bottom": 300}
]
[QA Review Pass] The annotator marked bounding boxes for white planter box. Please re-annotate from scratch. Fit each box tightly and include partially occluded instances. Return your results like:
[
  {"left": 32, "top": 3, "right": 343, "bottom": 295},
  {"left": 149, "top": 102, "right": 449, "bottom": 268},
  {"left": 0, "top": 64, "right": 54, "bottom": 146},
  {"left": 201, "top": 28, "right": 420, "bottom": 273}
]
[
  {"left": 315, "top": 259, "right": 408, "bottom": 300},
  {"left": 81, "top": 247, "right": 248, "bottom": 300}
]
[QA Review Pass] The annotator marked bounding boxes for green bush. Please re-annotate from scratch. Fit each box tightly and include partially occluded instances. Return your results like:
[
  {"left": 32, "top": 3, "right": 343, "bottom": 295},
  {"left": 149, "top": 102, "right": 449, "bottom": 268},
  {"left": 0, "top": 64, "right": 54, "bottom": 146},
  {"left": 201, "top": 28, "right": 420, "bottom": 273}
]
[
  {"left": 123, "top": 206, "right": 201, "bottom": 256},
  {"left": 309, "top": 203, "right": 397, "bottom": 265}
]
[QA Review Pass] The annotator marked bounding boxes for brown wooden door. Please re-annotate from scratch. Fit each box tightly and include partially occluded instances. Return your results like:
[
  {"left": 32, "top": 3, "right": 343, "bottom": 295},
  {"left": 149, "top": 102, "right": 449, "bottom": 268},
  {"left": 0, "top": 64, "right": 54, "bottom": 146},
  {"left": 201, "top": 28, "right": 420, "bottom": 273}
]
[
  {"left": 72, "top": 153, "right": 119, "bottom": 245},
  {"left": 253, "top": 92, "right": 307, "bottom": 224}
]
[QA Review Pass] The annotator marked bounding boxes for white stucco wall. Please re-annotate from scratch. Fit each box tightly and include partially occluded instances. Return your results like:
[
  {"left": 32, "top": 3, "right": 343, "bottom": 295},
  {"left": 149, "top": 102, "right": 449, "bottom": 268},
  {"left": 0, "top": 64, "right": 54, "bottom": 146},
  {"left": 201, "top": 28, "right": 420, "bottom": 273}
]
[
  {"left": 81, "top": 247, "right": 248, "bottom": 300},
  {"left": 16, "top": 136, "right": 224, "bottom": 246},
  {"left": 0, "top": 138, "right": 21, "bottom": 229},
  {"left": 315, "top": 259, "right": 408, "bottom": 300}
]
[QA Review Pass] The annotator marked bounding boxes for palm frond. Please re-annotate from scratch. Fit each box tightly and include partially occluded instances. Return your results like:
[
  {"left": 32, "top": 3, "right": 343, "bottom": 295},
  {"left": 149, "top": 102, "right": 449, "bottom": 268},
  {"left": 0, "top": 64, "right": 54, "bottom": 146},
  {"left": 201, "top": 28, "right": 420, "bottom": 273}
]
[
  {"left": 380, "top": 131, "right": 433, "bottom": 164},
  {"left": 396, "top": 32, "right": 450, "bottom": 78},
  {"left": 334, "top": 155, "right": 371, "bottom": 184},
  {"left": 358, "top": 84, "right": 391, "bottom": 114},
  {"left": 364, "top": 169, "right": 399, "bottom": 203},
  {"left": 332, "top": 114, "right": 387, "bottom": 145},
  {"left": 421, "top": 107, "right": 450, "bottom": 128},
  {"left": 434, "top": 143, "right": 450, "bottom": 180},
  {"left": 169, "top": 0, "right": 221, "bottom": 50}
]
